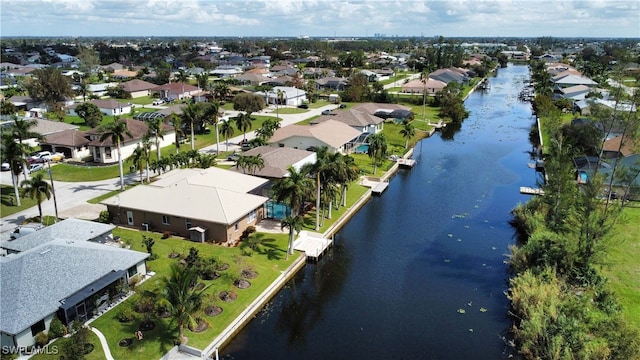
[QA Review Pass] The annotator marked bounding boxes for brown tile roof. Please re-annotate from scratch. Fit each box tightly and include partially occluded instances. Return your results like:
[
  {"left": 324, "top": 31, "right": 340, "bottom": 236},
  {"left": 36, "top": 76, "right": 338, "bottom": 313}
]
[
  {"left": 269, "top": 119, "right": 361, "bottom": 149},
  {"left": 313, "top": 109, "right": 383, "bottom": 128},
  {"left": 603, "top": 136, "right": 637, "bottom": 157},
  {"left": 150, "top": 82, "right": 199, "bottom": 94},
  {"left": 120, "top": 79, "right": 158, "bottom": 93},
  {"left": 43, "top": 129, "right": 89, "bottom": 147},
  {"left": 86, "top": 118, "right": 170, "bottom": 147},
  {"left": 232, "top": 146, "right": 316, "bottom": 178},
  {"left": 31, "top": 118, "right": 79, "bottom": 135}
]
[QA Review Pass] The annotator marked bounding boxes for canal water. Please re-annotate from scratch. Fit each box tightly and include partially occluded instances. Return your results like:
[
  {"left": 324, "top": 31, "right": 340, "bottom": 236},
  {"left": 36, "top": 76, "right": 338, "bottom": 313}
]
[{"left": 222, "top": 64, "right": 538, "bottom": 359}]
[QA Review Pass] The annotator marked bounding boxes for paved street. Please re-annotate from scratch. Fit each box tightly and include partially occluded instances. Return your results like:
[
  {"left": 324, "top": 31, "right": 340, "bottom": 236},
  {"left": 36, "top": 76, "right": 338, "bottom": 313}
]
[{"left": 0, "top": 103, "right": 338, "bottom": 239}]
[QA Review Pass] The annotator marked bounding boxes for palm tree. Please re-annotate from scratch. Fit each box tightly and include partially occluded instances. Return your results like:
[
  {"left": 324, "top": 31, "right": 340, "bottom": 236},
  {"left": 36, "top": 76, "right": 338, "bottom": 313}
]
[
  {"left": 420, "top": 70, "right": 429, "bottom": 122},
  {"left": 219, "top": 120, "right": 235, "bottom": 152},
  {"left": 20, "top": 172, "right": 52, "bottom": 220},
  {"left": 175, "top": 69, "right": 189, "bottom": 101},
  {"left": 234, "top": 113, "right": 252, "bottom": 141},
  {"left": 281, "top": 215, "right": 304, "bottom": 259},
  {"left": 2, "top": 133, "right": 29, "bottom": 206},
  {"left": 128, "top": 145, "right": 145, "bottom": 183},
  {"left": 399, "top": 120, "right": 416, "bottom": 149},
  {"left": 367, "top": 133, "right": 388, "bottom": 175},
  {"left": 158, "top": 264, "right": 208, "bottom": 345},
  {"left": 10, "top": 116, "right": 44, "bottom": 181},
  {"left": 194, "top": 72, "right": 208, "bottom": 91},
  {"left": 213, "top": 82, "right": 231, "bottom": 102},
  {"left": 202, "top": 102, "right": 221, "bottom": 154},
  {"left": 170, "top": 113, "right": 184, "bottom": 154},
  {"left": 302, "top": 146, "right": 331, "bottom": 231},
  {"left": 271, "top": 165, "right": 313, "bottom": 217},
  {"left": 142, "top": 135, "right": 152, "bottom": 182},
  {"left": 181, "top": 102, "right": 202, "bottom": 151},
  {"left": 98, "top": 117, "right": 132, "bottom": 190},
  {"left": 147, "top": 117, "right": 166, "bottom": 160}
]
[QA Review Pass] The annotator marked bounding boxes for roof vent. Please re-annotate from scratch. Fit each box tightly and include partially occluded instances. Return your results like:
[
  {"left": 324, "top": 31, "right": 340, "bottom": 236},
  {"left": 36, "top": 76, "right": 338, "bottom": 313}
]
[{"left": 39, "top": 248, "right": 51, "bottom": 255}]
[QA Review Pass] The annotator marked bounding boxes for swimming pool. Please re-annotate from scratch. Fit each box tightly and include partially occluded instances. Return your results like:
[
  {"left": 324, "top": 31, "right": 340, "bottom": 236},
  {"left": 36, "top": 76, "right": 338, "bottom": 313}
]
[
  {"left": 264, "top": 201, "right": 290, "bottom": 219},
  {"left": 355, "top": 144, "right": 369, "bottom": 153}
]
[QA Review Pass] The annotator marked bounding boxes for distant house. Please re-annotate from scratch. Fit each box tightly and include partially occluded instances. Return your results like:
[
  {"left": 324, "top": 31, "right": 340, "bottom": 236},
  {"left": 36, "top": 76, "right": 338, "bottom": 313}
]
[
  {"left": 311, "top": 103, "right": 408, "bottom": 134},
  {"left": 0, "top": 219, "right": 148, "bottom": 350},
  {"left": 428, "top": 68, "right": 470, "bottom": 84},
  {"left": 150, "top": 82, "right": 200, "bottom": 101},
  {"left": 263, "top": 86, "right": 308, "bottom": 106},
  {"left": 559, "top": 84, "right": 592, "bottom": 101},
  {"left": 231, "top": 146, "right": 317, "bottom": 179},
  {"left": 86, "top": 83, "right": 117, "bottom": 97},
  {"left": 601, "top": 135, "right": 636, "bottom": 160},
  {"left": 269, "top": 119, "right": 361, "bottom": 154},
  {"left": 101, "top": 167, "right": 270, "bottom": 243},
  {"left": 120, "top": 79, "right": 158, "bottom": 98},
  {"left": 86, "top": 118, "right": 174, "bottom": 164},
  {"left": 401, "top": 78, "right": 447, "bottom": 95},
  {"left": 68, "top": 99, "right": 133, "bottom": 117},
  {"left": 552, "top": 74, "right": 598, "bottom": 90},
  {"left": 315, "top": 76, "right": 348, "bottom": 91},
  {"left": 40, "top": 129, "right": 90, "bottom": 160}
]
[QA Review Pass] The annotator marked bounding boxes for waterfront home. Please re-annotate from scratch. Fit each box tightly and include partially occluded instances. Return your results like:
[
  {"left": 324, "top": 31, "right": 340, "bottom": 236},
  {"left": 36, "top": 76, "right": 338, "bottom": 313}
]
[
  {"left": 0, "top": 219, "right": 149, "bottom": 350},
  {"left": 401, "top": 78, "right": 447, "bottom": 95},
  {"left": 262, "top": 86, "right": 308, "bottom": 107},
  {"left": 101, "top": 167, "right": 270, "bottom": 243},
  {"left": 85, "top": 118, "right": 175, "bottom": 164},
  {"left": 269, "top": 119, "right": 361, "bottom": 154},
  {"left": 231, "top": 145, "right": 317, "bottom": 179}
]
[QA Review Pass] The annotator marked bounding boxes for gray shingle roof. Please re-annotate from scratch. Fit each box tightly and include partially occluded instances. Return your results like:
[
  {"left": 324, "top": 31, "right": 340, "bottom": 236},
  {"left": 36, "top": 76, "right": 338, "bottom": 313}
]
[{"left": 0, "top": 221, "right": 148, "bottom": 335}]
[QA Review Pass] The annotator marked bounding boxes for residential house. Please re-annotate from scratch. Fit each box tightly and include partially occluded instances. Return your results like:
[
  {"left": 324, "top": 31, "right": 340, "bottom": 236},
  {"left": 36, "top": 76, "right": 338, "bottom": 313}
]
[
  {"left": 150, "top": 82, "right": 200, "bottom": 102},
  {"left": 86, "top": 83, "right": 117, "bottom": 97},
  {"left": 86, "top": 118, "right": 174, "bottom": 164},
  {"left": 231, "top": 145, "right": 317, "bottom": 179},
  {"left": 601, "top": 135, "right": 637, "bottom": 160},
  {"left": 401, "top": 78, "right": 447, "bottom": 95},
  {"left": 428, "top": 67, "right": 471, "bottom": 84},
  {"left": 0, "top": 219, "right": 148, "bottom": 350},
  {"left": 263, "top": 86, "right": 308, "bottom": 106},
  {"left": 40, "top": 129, "right": 90, "bottom": 160},
  {"left": 101, "top": 167, "right": 270, "bottom": 243},
  {"left": 552, "top": 74, "right": 598, "bottom": 91},
  {"left": 120, "top": 79, "right": 158, "bottom": 98},
  {"left": 68, "top": 99, "right": 133, "bottom": 117},
  {"left": 269, "top": 119, "right": 361, "bottom": 154},
  {"left": 315, "top": 76, "right": 348, "bottom": 91}
]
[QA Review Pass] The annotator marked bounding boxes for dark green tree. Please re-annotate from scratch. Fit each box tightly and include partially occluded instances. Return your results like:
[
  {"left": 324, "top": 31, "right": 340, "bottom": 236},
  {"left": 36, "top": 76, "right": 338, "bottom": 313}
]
[{"left": 75, "top": 102, "right": 103, "bottom": 128}]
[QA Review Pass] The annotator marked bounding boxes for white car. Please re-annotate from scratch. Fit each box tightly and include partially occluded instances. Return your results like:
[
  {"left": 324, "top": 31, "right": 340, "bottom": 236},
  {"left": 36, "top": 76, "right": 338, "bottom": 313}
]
[
  {"left": 28, "top": 163, "right": 45, "bottom": 173},
  {"left": 152, "top": 99, "right": 165, "bottom": 105},
  {"left": 1, "top": 162, "right": 10, "bottom": 171}
]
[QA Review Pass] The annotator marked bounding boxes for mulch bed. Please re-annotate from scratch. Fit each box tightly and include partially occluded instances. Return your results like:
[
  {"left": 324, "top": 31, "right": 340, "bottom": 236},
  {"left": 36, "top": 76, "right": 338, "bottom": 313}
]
[
  {"left": 204, "top": 305, "right": 223, "bottom": 317},
  {"left": 217, "top": 263, "right": 230, "bottom": 271},
  {"left": 119, "top": 338, "right": 133, "bottom": 347},
  {"left": 241, "top": 270, "right": 258, "bottom": 279},
  {"left": 234, "top": 279, "right": 251, "bottom": 289},
  {"left": 219, "top": 290, "right": 238, "bottom": 302},
  {"left": 190, "top": 320, "right": 208, "bottom": 333},
  {"left": 139, "top": 321, "right": 156, "bottom": 332},
  {"left": 168, "top": 252, "right": 180, "bottom": 259}
]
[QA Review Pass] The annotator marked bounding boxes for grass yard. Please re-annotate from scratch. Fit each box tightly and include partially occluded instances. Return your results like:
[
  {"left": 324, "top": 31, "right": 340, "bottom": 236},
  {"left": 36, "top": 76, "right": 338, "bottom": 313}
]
[
  {"left": 1, "top": 184, "right": 39, "bottom": 217},
  {"left": 30, "top": 331, "right": 106, "bottom": 360},
  {"left": 301, "top": 183, "right": 369, "bottom": 233},
  {"left": 50, "top": 162, "right": 130, "bottom": 182},
  {"left": 601, "top": 205, "right": 640, "bottom": 327},
  {"left": 91, "top": 228, "right": 297, "bottom": 359}
]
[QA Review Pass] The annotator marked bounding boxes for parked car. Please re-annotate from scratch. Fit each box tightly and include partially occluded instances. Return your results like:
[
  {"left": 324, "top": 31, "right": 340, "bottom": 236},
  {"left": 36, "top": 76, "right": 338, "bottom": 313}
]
[
  {"left": 28, "top": 151, "right": 64, "bottom": 164},
  {"left": 240, "top": 140, "right": 252, "bottom": 150},
  {"left": 27, "top": 163, "right": 45, "bottom": 173},
  {"left": 227, "top": 152, "right": 240, "bottom": 161},
  {"left": 152, "top": 99, "right": 164, "bottom": 105},
  {"left": 10, "top": 223, "right": 45, "bottom": 240},
  {"left": 297, "top": 104, "right": 309, "bottom": 109},
  {"left": 339, "top": 104, "right": 347, "bottom": 109},
  {"left": 321, "top": 109, "right": 335, "bottom": 115},
  {"left": 1, "top": 162, "right": 9, "bottom": 171}
]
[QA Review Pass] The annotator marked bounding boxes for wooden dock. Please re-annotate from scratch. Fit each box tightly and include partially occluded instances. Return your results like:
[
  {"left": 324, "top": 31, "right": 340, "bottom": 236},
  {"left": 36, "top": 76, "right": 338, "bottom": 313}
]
[
  {"left": 372, "top": 182, "right": 389, "bottom": 195},
  {"left": 520, "top": 187, "right": 544, "bottom": 195},
  {"left": 397, "top": 158, "right": 416, "bottom": 168},
  {"left": 293, "top": 231, "right": 333, "bottom": 260}
]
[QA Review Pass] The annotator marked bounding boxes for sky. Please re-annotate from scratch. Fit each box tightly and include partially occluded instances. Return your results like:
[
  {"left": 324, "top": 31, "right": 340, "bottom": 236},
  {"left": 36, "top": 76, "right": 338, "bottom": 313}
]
[{"left": 1, "top": 0, "right": 638, "bottom": 38}]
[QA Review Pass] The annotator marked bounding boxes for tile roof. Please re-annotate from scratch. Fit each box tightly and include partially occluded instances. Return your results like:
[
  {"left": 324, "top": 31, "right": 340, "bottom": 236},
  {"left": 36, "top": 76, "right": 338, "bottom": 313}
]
[
  {"left": 269, "top": 119, "right": 361, "bottom": 149},
  {"left": 101, "top": 167, "right": 269, "bottom": 225},
  {"left": 43, "top": 129, "right": 89, "bottom": 147},
  {"left": 232, "top": 146, "right": 317, "bottom": 178},
  {"left": 86, "top": 118, "right": 170, "bottom": 147},
  {"left": 31, "top": 118, "right": 79, "bottom": 135},
  {"left": 120, "top": 79, "right": 158, "bottom": 92}
]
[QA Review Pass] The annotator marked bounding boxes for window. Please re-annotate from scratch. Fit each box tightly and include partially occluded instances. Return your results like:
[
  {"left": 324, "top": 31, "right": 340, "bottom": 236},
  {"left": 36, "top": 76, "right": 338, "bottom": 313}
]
[
  {"left": 248, "top": 209, "right": 257, "bottom": 223},
  {"left": 162, "top": 215, "right": 170, "bottom": 225},
  {"left": 126, "top": 211, "right": 134, "bottom": 225},
  {"left": 31, "top": 319, "right": 46, "bottom": 336},
  {"left": 185, "top": 218, "right": 192, "bottom": 229},
  {"left": 128, "top": 265, "right": 138, "bottom": 278},
  {"left": 234, "top": 222, "right": 239, "bottom": 231},
  {"left": 105, "top": 147, "right": 112, "bottom": 159}
]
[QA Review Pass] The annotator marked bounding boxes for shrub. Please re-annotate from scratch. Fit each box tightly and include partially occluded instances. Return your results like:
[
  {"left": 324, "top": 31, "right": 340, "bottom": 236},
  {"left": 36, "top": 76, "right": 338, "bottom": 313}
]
[
  {"left": 34, "top": 331, "right": 48, "bottom": 348},
  {"left": 98, "top": 210, "right": 111, "bottom": 223},
  {"left": 240, "top": 226, "right": 256, "bottom": 241},
  {"left": 134, "top": 294, "right": 156, "bottom": 313},
  {"left": 48, "top": 317, "right": 66, "bottom": 339},
  {"left": 117, "top": 308, "right": 135, "bottom": 322},
  {"left": 162, "top": 231, "right": 171, "bottom": 239}
]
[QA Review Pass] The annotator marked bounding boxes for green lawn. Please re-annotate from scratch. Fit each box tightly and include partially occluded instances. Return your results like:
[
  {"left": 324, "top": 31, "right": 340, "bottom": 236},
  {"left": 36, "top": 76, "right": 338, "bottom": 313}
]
[
  {"left": 274, "top": 107, "right": 308, "bottom": 114},
  {"left": 1, "top": 184, "right": 39, "bottom": 217},
  {"left": 91, "top": 229, "right": 297, "bottom": 359},
  {"left": 302, "top": 183, "right": 369, "bottom": 233},
  {"left": 50, "top": 162, "right": 130, "bottom": 182},
  {"left": 601, "top": 205, "right": 640, "bottom": 327},
  {"left": 30, "top": 330, "right": 106, "bottom": 360}
]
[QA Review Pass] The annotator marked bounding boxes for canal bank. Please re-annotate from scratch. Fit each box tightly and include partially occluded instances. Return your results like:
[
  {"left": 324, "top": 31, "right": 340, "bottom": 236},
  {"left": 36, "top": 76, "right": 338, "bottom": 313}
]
[{"left": 222, "top": 63, "right": 537, "bottom": 359}]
